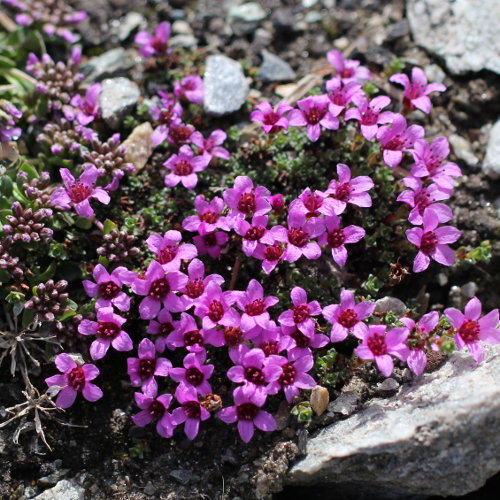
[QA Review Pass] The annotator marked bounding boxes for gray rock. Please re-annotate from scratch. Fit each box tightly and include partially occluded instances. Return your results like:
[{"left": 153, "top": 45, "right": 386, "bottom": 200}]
[
  {"left": 407, "top": 0, "right": 500, "bottom": 74},
  {"left": 229, "top": 2, "right": 266, "bottom": 22},
  {"left": 204, "top": 55, "right": 249, "bottom": 116},
  {"left": 449, "top": 133, "right": 479, "bottom": 167},
  {"left": 82, "top": 48, "right": 137, "bottom": 83},
  {"left": 483, "top": 120, "right": 500, "bottom": 179},
  {"left": 287, "top": 344, "right": 500, "bottom": 498},
  {"left": 328, "top": 391, "right": 360, "bottom": 417},
  {"left": 385, "top": 20, "right": 409, "bottom": 42},
  {"left": 258, "top": 51, "right": 296, "bottom": 82},
  {"left": 99, "top": 78, "right": 140, "bottom": 129},
  {"left": 118, "top": 12, "right": 144, "bottom": 41},
  {"left": 169, "top": 34, "right": 197, "bottom": 48},
  {"left": 376, "top": 377, "right": 399, "bottom": 394},
  {"left": 172, "top": 20, "right": 193, "bottom": 35},
  {"left": 375, "top": 296, "right": 406, "bottom": 316},
  {"left": 169, "top": 469, "right": 192, "bottom": 485},
  {"left": 34, "top": 479, "right": 84, "bottom": 500}
]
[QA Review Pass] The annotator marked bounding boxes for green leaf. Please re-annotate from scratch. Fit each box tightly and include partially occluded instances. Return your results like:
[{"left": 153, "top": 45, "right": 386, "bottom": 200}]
[
  {"left": 30, "top": 262, "right": 56, "bottom": 285},
  {"left": 74, "top": 216, "right": 93, "bottom": 230},
  {"left": 0, "top": 175, "right": 13, "bottom": 196},
  {"left": 22, "top": 308, "right": 35, "bottom": 328},
  {"left": 103, "top": 219, "right": 117, "bottom": 234}
]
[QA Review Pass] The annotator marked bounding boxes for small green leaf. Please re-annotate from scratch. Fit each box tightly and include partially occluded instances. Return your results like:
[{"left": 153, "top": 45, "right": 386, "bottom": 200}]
[{"left": 103, "top": 219, "right": 117, "bottom": 234}]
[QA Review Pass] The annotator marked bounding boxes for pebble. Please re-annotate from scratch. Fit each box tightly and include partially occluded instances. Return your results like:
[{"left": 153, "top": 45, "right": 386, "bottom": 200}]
[
  {"left": 33, "top": 479, "right": 84, "bottom": 500},
  {"left": 121, "top": 122, "right": 154, "bottom": 171},
  {"left": 385, "top": 20, "right": 409, "bottom": 41},
  {"left": 82, "top": 48, "right": 137, "bottom": 83},
  {"left": 118, "top": 12, "right": 144, "bottom": 41},
  {"left": 169, "top": 469, "right": 192, "bottom": 485},
  {"left": 169, "top": 34, "right": 197, "bottom": 48},
  {"left": 483, "top": 119, "right": 500, "bottom": 179},
  {"left": 172, "top": 20, "right": 193, "bottom": 35},
  {"left": 375, "top": 296, "right": 407, "bottom": 316},
  {"left": 328, "top": 391, "right": 360, "bottom": 416},
  {"left": 461, "top": 281, "right": 478, "bottom": 299},
  {"left": 449, "top": 134, "right": 479, "bottom": 167},
  {"left": 377, "top": 378, "right": 400, "bottom": 394},
  {"left": 310, "top": 386, "right": 330, "bottom": 416},
  {"left": 99, "top": 78, "right": 140, "bottom": 129},
  {"left": 143, "top": 482, "right": 156, "bottom": 496},
  {"left": 258, "top": 50, "right": 296, "bottom": 82},
  {"left": 229, "top": 2, "right": 266, "bottom": 23}
]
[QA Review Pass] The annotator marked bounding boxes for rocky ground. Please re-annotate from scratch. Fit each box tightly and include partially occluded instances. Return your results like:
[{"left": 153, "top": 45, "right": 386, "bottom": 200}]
[{"left": 1, "top": 1, "right": 499, "bottom": 499}]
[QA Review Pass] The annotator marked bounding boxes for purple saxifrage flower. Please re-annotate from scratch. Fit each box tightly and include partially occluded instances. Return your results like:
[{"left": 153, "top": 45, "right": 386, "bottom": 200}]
[
  {"left": 250, "top": 102, "right": 293, "bottom": 134},
  {"left": 180, "top": 258, "right": 225, "bottom": 309},
  {"left": 146, "top": 230, "right": 198, "bottom": 271},
  {"left": 45, "top": 354, "right": 103, "bottom": 408},
  {"left": 327, "top": 50, "right": 370, "bottom": 82},
  {"left": 325, "top": 78, "right": 363, "bottom": 116},
  {"left": 191, "top": 129, "right": 230, "bottom": 161},
  {"left": 135, "top": 21, "right": 171, "bottom": 58},
  {"left": 193, "top": 228, "right": 229, "bottom": 259},
  {"left": 223, "top": 176, "right": 271, "bottom": 219},
  {"left": 172, "top": 385, "right": 210, "bottom": 440},
  {"left": 169, "top": 351, "right": 214, "bottom": 396},
  {"left": 164, "top": 145, "right": 210, "bottom": 190},
  {"left": 174, "top": 75, "right": 204, "bottom": 105},
  {"left": 132, "top": 390, "right": 175, "bottom": 438},
  {"left": 147, "top": 309, "right": 177, "bottom": 353},
  {"left": 278, "top": 287, "right": 321, "bottom": 337},
  {"left": 234, "top": 215, "right": 269, "bottom": 257},
  {"left": 183, "top": 195, "right": 230, "bottom": 233},
  {"left": 69, "top": 83, "right": 101, "bottom": 126},
  {"left": 345, "top": 94, "right": 394, "bottom": 140},
  {"left": 289, "top": 188, "right": 336, "bottom": 219},
  {"left": 193, "top": 280, "right": 237, "bottom": 330}
]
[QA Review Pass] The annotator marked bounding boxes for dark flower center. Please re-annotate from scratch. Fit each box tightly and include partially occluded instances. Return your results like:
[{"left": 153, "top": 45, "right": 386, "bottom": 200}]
[
  {"left": 420, "top": 231, "right": 438, "bottom": 255},
  {"left": 185, "top": 367, "right": 204, "bottom": 386},
  {"left": 158, "top": 245, "right": 178, "bottom": 264},
  {"left": 224, "top": 327, "right": 242, "bottom": 346},
  {"left": 335, "top": 183, "right": 351, "bottom": 202},
  {"left": 68, "top": 182, "right": 92, "bottom": 203},
  {"left": 293, "top": 304, "right": 310, "bottom": 324},
  {"left": 236, "top": 402, "right": 259, "bottom": 421},
  {"left": 208, "top": 300, "right": 225, "bottom": 322},
  {"left": 186, "top": 278, "right": 204, "bottom": 298},
  {"left": 245, "top": 225, "right": 265, "bottom": 241},
  {"left": 96, "top": 321, "right": 120, "bottom": 339},
  {"left": 458, "top": 320, "right": 480, "bottom": 343},
  {"left": 304, "top": 106, "right": 326, "bottom": 125},
  {"left": 200, "top": 211, "right": 218, "bottom": 224},
  {"left": 98, "top": 280, "right": 120, "bottom": 300},
  {"left": 260, "top": 341, "right": 279, "bottom": 356},
  {"left": 303, "top": 193, "right": 323, "bottom": 214},
  {"left": 263, "top": 111, "right": 280, "bottom": 125},
  {"left": 264, "top": 243, "right": 284, "bottom": 261},
  {"left": 152, "top": 38, "right": 167, "bottom": 54},
  {"left": 68, "top": 366, "right": 85, "bottom": 391},
  {"left": 139, "top": 358, "right": 156, "bottom": 379},
  {"left": 184, "top": 400, "right": 201, "bottom": 419},
  {"left": 245, "top": 366, "right": 265, "bottom": 385},
  {"left": 159, "top": 322, "right": 174, "bottom": 336},
  {"left": 170, "top": 125, "right": 192, "bottom": 144},
  {"left": 174, "top": 160, "right": 193, "bottom": 176},
  {"left": 245, "top": 299, "right": 265, "bottom": 316},
  {"left": 385, "top": 133, "right": 403, "bottom": 151},
  {"left": 340, "top": 68, "right": 354, "bottom": 79},
  {"left": 327, "top": 229, "right": 345, "bottom": 248},
  {"left": 338, "top": 309, "right": 358, "bottom": 328},
  {"left": 149, "top": 277, "right": 170, "bottom": 300},
  {"left": 149, "top": 400, "right": 165, "bottom": 419},
  {"left": 288, "top": 227, "right": 309, "bottom": 248},
  {"left": 361, "top": 108, "right": 377, "bottom": 125},
  {"left": 184, "top": 329, "right": 203, "bottom": 346},
  {"left": 291, "top": 330, "right": 310, "bottom": 348},
  {"left": 367, "top": 333, "right": 387, "bottom": 356},
  {"left": 203, "top": 233, "right": 217, "bottom": 247},
  {"left": 237, "top": 192, "right": 256, "bottom": 214},
  {"left": 278, "top": 363, "right": 296, "bottom": 386}
]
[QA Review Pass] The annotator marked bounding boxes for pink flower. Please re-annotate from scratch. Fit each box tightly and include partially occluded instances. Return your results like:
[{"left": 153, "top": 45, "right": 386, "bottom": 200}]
[
  {"left": 191, "top": 129, "right": 230, "bottom": 161},
  {"left": 234, "top": 215, "right": 269, "bottom": 257},
  {"left": 132, "top": 390, "right": 174, "bottom": 438},
  {"left": 253, "top": 240, "right": 287, "bottom": 274},
  {"left": 45, "top": 354, "right": 103, "bottom": 409},
  {"left": 267, "top": 194, "right": 286, "bottom": 214},
  {"left": 70, "top": 83, "right": 101, "bottom": 126},
  {"left": 78, "top": 306, "right": 133, "bottom": 360},
  {"left": 325, "top": 78, "right": 363, "bottom": 116},
  {"left": 147, "top": 309, "right": 178, "bottom": 353},
  {"left": 322, "top": 290, "right": 375, "bottom": 342},
  {"left": 193, "top": 228, "right": 229, "bottom": 258},
  {"left": 410, "top": 137, "right": 462, "bottom": 191},
  {"left": 399, "top": 311, "right": 440, "bottom": 375},
  {"left": 250, "top": 102, "right": 293, "bottom": 134},
  {"left": 345, "top": 94, "right": 394, "bottom": 140},
  {"left": 445, "top": 297, "right": 500, "bottom": 363},
  {"left": 82, "top": 264, "right": 132, "bottom": 311},
  {"left": 163, "top": 145, "right": 210, "bottom": 190},
  {"left": 289, "top": 188, "right": 336, "bottom": 219},
  {"left": 318, "top": 215, "right": 365, "bottom": 267},
  {"left": 377, "top": 114, "right": 425, "bottom": 168},
  {"left": 183, "top": 195, "right": 230, "bottom": 233},
  {"left": 390, "top": 67, "right": 446, "bottom": 114},
  {"left": 288, "top": 95, "right": 339, "bottom": 142},
  {"left": 135, "top": 22, "right": 171, "bottom": 58},
  {"left": 323, "top": 163, "right": 374, "bottom": 215},
  {"left": 166, "top": 122, "right": 196, "bottom": 147},
  {"left": 354, "top": 325, "right": 410, "bottom": 377},
  {"left": 278, "top": 287, "right": 321, "bottom": 337},
  {"left": 174, "top": 75, "right": 204, "bottom": 105},
  {"left": 406, "top": 210, "right": 461, "bottom": 272},
  {"left": 193, "top": 281, "right": 237, "bottom": 330},
  {"left": 146, "top": 230, "right": 198, "bottom": 271},
  {"left": 127, "top": 338, "right": 172, "bottom": 396},
  {"left": 326, "top": 50, "right": 371, "bottom": 82},
  {"left": 282, "top": 326, "right": 329, "bottom": 357},
  {"left": 50, "top": 167, "right": 110, "bottom": 219},
  {"left": 172, "top": 385, "right": 210, "bottom": 440},
  {"left": 166, "top": 312, "right": 206, "bottom": 353},
  {"left": 223, "top": 176, "right": 271, "bottom": 219},
  {"left": 169, "top": 352, "right": 214, "bottom": 396},
  {"left": 218, "top": 386, "right": 276, "bottom": 443}
]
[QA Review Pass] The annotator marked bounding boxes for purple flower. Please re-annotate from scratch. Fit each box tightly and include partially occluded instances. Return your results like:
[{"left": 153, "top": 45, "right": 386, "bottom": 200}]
[
  {"left": 127, "top": 338, "right": 172, "bottom": 396},
  {"left": 150, "top": 94, "right": 183, "bottom": 146},
  {"left": 377, "top": 114, "right": 425, "bottom": 168},
  {"left": 289, "top": 188, "right": 336, "bottom": 219},
  {"left": 281, "top": 325, "right": 329, "bottom": 357},
  {"left": 174, "top": 75, "right": 204, "bottom": 105},
  {"left": 354, "top": 325, "right": 410, "bottom": 377},
  {"left": 0, "top": 101, "right": 22, "bottom": 142},
  {"left": 390, "top": 67, "right": 446, "bottom": 114},
  {"left": 146, "top": 230, "right": 198, "bottom": 271},
  {"left": 166, "top": 122, "right": 196, "bottom": 148},
  {"left": 327, "top": 50, "right": 370, "bottom": 82},
  {"left": 397, "top": 176, "right": 452, "bottom": 225},
  {"left": 288, "top": 95, "right": 339, "bottom": 142},
  {"left": 223, "top": 176, "right": 271, "bottom": 219},
  {"left": 345, "top": 94, "right": 394, "bottom": 140},
  {"left": 322, "top": 290, "right": 375, "bottom": 342},
  {"left": 193, "top": 228, "right": 229, "bottom": 259},
  {"left": 399, "top": 311, "right": 440, "bottom": 376},
  {"left": 267, "top": 351, "right": 316, "bottom": 403},
  {"left": 254, "top": 322, "right": 294, "bottom": 356},
  {"left": 183, "top": 195, "right": 230, "bottom": 233},
  {"left": 234, "top": 215, "right": 269, "bottom": 257},
  {"left": 191, "top": 129, "right": 230, "bottom": 161},
  {"left": 131, "top": 260, "right": 188, "bottom": 319},
  {"left": 172, "top": 385, "right": 210, "bottom": 440},
  {"left": 166, "top": 312, "right": 206, "bottom": 353},
  {"left": 325, "top": 78, "right": 363, "bottom": 116},
  {"left": 69, "top": 83, "right": 101, "bottom": 126},
  {"left": 193, "top": 281, "right": 237, "bottom": 330},
  {"left": 82, "top": 264, "right": 132, "bottom": 311},
  {"left": 132, "top": 390, "right": 175, "bottom": 438},
  {"left": 278, "top": 287, "right": 321, "bottom": 337},
  {"left": 254, "top": 241, "right": 287, "bottom": 274},
  {"left": 410, "top": 137, "right": 462, "bottom": 191},
  {"left": 250, "top": 102, "right": 293, "bottom": 134},
  {"left": 164, "top": 145, "right": 210, "bottom": 190},
  {"left": 406, "top": 210, "right": 461, "bottom": 272},
  {"left": 445, "top": 297, "right": 500, "bottom": 363},
  {"left": 323, "top": 163, "right": 374, "bottom": 215},
  {"left": 218, "top": 386, "right": 276, "bottom": 443},
  {"left": 180, "top": 258, "right": 225, "bottom": 309},
  {"left": 147, "top": 309, "right": 178, "bottom": 353},
  {"left": 50, "top": 167, "right": 110, "bottom": 219},
  {"left": 78, "top": 306, "right": 133, "bottom": 360},
  {"left": 318, "top": 215, "right": 365, "bottom": 267},
  {"left": 170, "top": 352, "right": 214, "bottom": 396},
  {"left": 267, "top": 194, "right": 286, "bottom": 215},
  {"left": 135, "top": 22, "right": 171, "bottom": 58},
  {"left": 45, "top": 354, "right": 103, "bottom": 409}
]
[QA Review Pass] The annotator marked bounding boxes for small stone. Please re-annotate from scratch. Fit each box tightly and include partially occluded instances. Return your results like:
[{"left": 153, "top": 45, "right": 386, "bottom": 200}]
[
  {"left": 424, "top": 64, "right": 446, "bottom": 84},
  {"left": 328, "top": 391, "right": 360, "bottom": 417},
  {"left": 274, "top": 400, "right": 291, "bottom": 430},
  {"left": 437, "top": 273, "right": 448, "bottom": 286},
  {"left": 461, "top": 281, "right": 478, "bottom": 299},
  {"left": 377, "top": 378, "right": 400, "bottom": 394},
  {"left": 118, "top": 12, "right": 144, "bottom": 41},
  {"left": 169, "top": 34, "right": 197, "bottom": 48},
  {"left": 34, "top": 479, "right": 84, "bottom": 500},
  {"left": 81, "top": 48, "right": 137, "bottom": 83},
  {"left": 449, "top": 134, "right": 479, "bottom": 167},
  {"left": 310, "top": 386, "right": 330, "bottom": 416},
  {"left": 385, "top": 20, "right": 409, "bottom": 41},
  {"left": 258, "top": 50, "right": 296, "bottom": 82},
  {"left": 302, "top": 0, "right": 318, "bottom": 7},
  {"left": 99, "top": 78, "right": 140, "bottom": 129},
  {"left": 253, "top": 28, "right": 273, "bottom": 46},
  {"left": 204, "top": 55, "right": 249, "bottom": 116},
  {"left": 483, "top": 120, "right": 500, "bottom": 179},
  {"left": 172, "top": 20, "right": 193, "bottom": 35},
  {"left": 305, "top": 11, "right": 323, "bottom": 23},
  {"left": 143, "top": 482, "right": 156, "bottom": 496},
  {"left": 229, "top": 2, "right": 266, "bottom": 23},
  {"left": 375, "top": 296, "right": 407, "bottom": 316},
  {"left": 121, "top": 123, "right": 154, "bottom": 171},
  {"left": 169, "top": 469, "right": 192, "bottom": 485}
]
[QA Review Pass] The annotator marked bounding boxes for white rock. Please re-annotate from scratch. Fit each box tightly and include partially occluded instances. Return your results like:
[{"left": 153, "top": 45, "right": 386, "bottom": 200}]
[
  {"left": 483, "top": 120, "right": 500, "bottom": 179},
  {"left": 34, "top": 479, "right": 84, "bottom": 500}
]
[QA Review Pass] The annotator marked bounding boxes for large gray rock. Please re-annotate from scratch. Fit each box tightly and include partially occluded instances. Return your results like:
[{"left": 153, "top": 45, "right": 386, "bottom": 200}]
[
  {"left": 407, "top": 0, "right": 500, "bottom": 75},
  {"left": 287, "top": 344, "right": 500, "bottom": 498},
  {"left": 203, "top": 55, "right": 249, "bottom": 116},
  {"left": 258, "top": 50, "right": 296, "bottom": 82},
  {"left": 483, "top": 120, "right": 500, "bottom": 179},
  {"left": 34, "top": 479, "right": 84, "bottom": 500},
  {"left": 81, "top": 48, "right": 137, "bottom": 82},
  {"left": 99, "top": 78, "right": 140, "bottom": 129}
]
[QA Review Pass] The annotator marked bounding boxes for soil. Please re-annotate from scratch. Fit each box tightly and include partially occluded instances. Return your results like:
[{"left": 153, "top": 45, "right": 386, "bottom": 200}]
[{"left": 1, "top": 1, "right": 499, "bottom": 499}]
